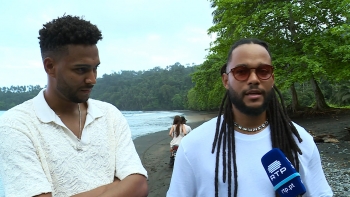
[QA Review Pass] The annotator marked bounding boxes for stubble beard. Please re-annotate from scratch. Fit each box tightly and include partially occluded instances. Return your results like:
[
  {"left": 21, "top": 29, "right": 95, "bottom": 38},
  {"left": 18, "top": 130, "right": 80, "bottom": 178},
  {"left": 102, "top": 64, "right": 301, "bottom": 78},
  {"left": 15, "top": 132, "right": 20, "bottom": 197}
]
[
  {"left": 56, "top": 75, "right": 88, "bottom": 103},
  {"left": 228, "top": 85, "right": 273, "bottom": 116}
]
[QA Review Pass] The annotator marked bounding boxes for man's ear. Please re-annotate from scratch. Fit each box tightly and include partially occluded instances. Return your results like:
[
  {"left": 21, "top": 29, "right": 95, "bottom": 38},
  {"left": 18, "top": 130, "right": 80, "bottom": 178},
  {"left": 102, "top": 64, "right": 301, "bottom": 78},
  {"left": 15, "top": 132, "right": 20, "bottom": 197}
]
[
  {"left": 222, "top": 73, "right": 229, "bottom": 90},
  {"left": 43, "top": 57, "right": 56, "bottom": 78}
]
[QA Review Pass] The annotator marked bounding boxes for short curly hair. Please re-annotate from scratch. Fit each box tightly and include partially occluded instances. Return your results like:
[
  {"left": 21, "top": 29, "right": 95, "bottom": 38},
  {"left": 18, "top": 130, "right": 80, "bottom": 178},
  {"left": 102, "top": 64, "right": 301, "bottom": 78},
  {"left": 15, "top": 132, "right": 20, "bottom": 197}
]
[{"left": 38, "top": 15, "right": 103, "bottom": 60}]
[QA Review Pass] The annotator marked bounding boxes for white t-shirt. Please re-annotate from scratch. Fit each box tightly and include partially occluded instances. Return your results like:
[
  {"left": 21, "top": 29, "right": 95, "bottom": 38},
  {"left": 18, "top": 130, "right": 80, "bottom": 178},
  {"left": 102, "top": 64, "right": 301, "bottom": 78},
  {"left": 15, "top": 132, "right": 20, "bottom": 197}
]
[
  {"left": 167, "top": 117, "right": 333, "bottom": 197},
  {"left": 0, "top": 90, "right": 147, "bottom": 197}
]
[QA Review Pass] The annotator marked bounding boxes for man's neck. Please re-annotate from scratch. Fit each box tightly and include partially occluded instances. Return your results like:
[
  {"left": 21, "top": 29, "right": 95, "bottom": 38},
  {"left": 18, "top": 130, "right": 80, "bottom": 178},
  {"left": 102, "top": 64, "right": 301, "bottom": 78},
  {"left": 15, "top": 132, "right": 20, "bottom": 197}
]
[
  {"left": 44, "top": 88, "right": 83, "bottom": 116},
  {"left": 232, "top": 107, "right": 267, "bottom": 134}
]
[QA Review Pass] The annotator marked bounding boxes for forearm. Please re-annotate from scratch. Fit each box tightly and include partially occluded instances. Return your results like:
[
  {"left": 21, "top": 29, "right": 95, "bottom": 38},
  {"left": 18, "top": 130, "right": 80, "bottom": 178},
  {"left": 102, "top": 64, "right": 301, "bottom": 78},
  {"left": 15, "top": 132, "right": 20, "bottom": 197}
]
[
  {"left": 35, "top": 185, "right": 108, "bottom": 197},
  {"left": 71, "top": 177, "right": 120, "bottom": 197},
  {"left": 98, "top": 174, "right": 148, "bottom": 197},
  {"left": 71, "top": 186, "right": 106, "bottom": 197}
]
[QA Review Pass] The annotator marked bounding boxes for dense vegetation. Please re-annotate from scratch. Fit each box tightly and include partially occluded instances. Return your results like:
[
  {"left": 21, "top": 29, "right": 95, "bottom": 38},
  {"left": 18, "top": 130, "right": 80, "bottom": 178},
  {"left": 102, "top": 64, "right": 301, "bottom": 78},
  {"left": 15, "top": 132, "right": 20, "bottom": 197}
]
[
  {"left": 90, "top": 63, "right": 195, "bottom": 110},
  {"left": 0, "top": 85, "right": 42, "bottom": 110},
  {"left": 1, "top": 0, "right": 349, "bottom": 113},
  {"left": 0, "top": 63, "right": 196, "bottom": 111},
  {"left": 191, "top": 0, "right": 350, "bottom": 112}
]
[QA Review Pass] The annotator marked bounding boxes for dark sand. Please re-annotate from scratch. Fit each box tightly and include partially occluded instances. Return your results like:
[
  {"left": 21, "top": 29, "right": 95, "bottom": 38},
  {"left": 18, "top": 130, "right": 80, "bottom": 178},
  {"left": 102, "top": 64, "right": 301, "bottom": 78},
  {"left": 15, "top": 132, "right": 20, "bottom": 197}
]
[{"left": 133, "top": 110, "right": 350, "bottom": 197}]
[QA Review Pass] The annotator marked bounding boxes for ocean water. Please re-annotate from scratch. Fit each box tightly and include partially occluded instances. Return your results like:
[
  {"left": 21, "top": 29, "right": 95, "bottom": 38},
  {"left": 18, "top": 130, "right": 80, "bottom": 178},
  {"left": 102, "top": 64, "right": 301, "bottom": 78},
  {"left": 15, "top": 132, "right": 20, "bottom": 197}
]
[{"left": 0, "top": 110, "right": 179, "bottom": 139}]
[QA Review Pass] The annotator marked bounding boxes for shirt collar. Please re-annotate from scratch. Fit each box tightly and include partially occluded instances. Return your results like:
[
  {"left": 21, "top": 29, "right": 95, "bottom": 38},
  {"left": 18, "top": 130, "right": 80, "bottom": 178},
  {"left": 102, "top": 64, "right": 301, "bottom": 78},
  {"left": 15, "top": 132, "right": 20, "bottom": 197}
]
[{"left": 33, "top": 89, "right": 103, "bottom": 123}]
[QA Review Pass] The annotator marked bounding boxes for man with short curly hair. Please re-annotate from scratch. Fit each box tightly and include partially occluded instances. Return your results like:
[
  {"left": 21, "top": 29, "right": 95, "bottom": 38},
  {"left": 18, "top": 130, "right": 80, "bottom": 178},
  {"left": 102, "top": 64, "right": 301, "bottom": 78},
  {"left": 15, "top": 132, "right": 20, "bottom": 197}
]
[{"left": 0, "top": 15, "right": 148, "bottom": 197}]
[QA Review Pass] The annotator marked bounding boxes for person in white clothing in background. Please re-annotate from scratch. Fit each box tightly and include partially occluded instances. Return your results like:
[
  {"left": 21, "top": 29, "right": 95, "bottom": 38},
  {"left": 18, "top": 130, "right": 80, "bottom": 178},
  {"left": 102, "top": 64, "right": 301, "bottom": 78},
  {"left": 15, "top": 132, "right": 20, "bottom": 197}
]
[
  {"left": 0, "top": 15, "right": 148, "bottom": 197},
  {"left": 167, "top": 38, "right": 333, "bottom": 197},
  {"left": 168, "top": 115, "right": 187, "bottom": 168},
  {"left": 181, "top": 116, "right": 192, "bottom": 134}
]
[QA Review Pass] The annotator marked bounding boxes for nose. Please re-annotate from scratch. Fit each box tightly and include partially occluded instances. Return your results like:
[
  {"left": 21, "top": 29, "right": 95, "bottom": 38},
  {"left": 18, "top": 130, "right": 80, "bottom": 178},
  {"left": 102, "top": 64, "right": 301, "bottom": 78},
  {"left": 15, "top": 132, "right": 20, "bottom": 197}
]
[
  {"left": 247, "top": 69, "right": 259, "bottom": 85},
  {"left": 85, "top": 70, "right": 97, "bottom": 85}
]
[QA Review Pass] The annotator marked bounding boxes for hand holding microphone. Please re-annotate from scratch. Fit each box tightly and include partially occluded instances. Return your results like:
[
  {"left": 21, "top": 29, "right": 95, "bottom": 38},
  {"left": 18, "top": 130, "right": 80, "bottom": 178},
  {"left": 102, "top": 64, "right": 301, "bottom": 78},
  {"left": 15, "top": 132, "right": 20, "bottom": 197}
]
[{"left": 261, "top": 148, "right": 306, "bottom": 197}]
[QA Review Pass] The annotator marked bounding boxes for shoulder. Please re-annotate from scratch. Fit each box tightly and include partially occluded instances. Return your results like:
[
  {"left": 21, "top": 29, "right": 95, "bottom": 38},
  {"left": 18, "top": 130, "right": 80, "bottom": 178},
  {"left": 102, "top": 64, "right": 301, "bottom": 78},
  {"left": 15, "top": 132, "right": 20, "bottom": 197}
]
[
  {"left": 88, "top": 99, "right": 123, "bottom": 116},
  {"left": 0, "top": 99, "right": 35, "bottom": 126},
  {"left": 291, "top": 122, "right": 318, "bottom": 159},
  {"left": 88, "top": 98, "right": 116, "bottom": 109},
  {"left": 292, "top": 122, "right": 314, "bottom": 144}
]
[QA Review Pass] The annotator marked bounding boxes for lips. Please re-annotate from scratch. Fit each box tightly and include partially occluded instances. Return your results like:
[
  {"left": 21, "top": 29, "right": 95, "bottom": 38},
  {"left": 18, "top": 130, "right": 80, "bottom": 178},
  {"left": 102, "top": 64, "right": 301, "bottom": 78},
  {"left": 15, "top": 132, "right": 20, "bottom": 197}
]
[
  {"left": 80, "top": 87, "right": 93, "bottom": 93},
  {"left": 245, "top": 89, "right": 262, "bottom": 95},
  {"left": 245, "top": 89, "right": 263, "bottom": 100}
]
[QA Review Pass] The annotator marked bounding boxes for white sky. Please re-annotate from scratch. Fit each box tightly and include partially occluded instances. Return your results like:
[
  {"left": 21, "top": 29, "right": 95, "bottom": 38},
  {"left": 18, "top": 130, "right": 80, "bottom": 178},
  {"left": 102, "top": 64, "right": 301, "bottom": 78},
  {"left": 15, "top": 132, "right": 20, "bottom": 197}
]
[{"left": 0, "top": 0, "right": 215, "bottom": 87}]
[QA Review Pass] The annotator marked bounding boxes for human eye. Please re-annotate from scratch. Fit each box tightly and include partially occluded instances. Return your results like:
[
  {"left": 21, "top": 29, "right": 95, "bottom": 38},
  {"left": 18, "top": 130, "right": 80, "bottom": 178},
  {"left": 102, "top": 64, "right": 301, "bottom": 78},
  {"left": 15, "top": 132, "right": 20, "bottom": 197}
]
[
  {"left": 75, "top": 67, "right": 87, "bottom": 74},
  {"left": 257, "top": 65, "right": 271, "bottom": 76},
  {"left": 234, "top": 66, "right": 248, "bottom": 75}
]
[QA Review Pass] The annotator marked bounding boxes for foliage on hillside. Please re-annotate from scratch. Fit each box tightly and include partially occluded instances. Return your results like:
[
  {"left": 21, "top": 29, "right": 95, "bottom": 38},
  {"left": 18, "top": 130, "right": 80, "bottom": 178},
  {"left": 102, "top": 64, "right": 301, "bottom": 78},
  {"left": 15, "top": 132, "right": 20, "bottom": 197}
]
[
  {"left": 0, "top": 85, "right": 42, "bottom": 110},
  {"left": 190, "top": 0, "right": 350, "bottom": 111},
  {"left": 90, "top": 62, "right": 196, "bottom": 110}
]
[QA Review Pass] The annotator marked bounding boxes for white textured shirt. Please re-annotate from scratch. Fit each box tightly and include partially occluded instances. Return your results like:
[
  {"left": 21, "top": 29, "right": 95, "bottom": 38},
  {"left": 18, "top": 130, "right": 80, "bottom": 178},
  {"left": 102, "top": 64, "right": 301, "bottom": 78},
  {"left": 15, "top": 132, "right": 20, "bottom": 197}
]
[{"left": 0, "top": 90, "right": 147, "bottom": 197}]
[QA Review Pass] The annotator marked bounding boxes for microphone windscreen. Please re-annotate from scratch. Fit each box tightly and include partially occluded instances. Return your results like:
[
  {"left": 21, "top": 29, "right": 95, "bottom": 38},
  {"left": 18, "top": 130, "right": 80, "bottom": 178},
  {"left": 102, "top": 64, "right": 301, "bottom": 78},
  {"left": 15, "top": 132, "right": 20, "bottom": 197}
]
[{"left": 261, "top": 148, "right": 306, "bottom": 197}]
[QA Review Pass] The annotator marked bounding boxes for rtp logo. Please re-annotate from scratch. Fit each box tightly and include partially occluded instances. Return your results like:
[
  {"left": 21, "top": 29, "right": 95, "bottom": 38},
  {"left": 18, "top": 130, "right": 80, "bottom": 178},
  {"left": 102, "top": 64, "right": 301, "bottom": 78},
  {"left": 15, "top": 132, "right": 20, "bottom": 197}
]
[
  {"left": 267, "top": 160, "right": 287, "bottom": 181},
  {"left": 268, "top": 160, "right": 281, "bottom": 173}
]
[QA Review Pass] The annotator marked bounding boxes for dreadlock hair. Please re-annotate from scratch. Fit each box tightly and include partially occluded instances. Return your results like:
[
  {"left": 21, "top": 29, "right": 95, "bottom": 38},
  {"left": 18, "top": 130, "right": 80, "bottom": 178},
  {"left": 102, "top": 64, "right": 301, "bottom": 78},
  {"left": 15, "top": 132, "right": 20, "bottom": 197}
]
[
  {"left": 212, "top": 38, "right": 303, "bottom": 197},
  {"left": 38, "top": 15, "right": 103, "bottom": 60},
  {"left": 173, "top": 115, "right": 182, "bottom": 137}
]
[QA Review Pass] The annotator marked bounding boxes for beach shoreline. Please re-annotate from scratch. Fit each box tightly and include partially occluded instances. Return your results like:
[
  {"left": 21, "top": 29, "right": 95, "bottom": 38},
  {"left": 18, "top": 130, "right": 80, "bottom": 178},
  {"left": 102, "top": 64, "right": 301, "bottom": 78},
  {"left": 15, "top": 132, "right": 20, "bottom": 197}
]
[{"left": 133, "top": 111, "right": 217, "bottom": 197}]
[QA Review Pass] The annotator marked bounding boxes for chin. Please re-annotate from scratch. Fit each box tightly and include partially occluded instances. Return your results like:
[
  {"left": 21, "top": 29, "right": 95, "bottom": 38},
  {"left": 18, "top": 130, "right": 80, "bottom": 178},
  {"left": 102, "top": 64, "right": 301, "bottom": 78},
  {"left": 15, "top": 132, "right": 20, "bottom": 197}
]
[{"left": 245, "top": 101, "right": 264, "bottom": 108}]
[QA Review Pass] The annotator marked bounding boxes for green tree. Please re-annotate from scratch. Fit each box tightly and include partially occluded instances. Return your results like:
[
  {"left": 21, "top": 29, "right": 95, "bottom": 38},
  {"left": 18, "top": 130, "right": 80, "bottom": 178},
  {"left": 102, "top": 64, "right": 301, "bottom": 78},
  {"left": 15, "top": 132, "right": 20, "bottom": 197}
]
[
  {"left": 194, "top": 0, "right": 350, "bottom": 111},
  {"left": 190, "top": 53, "right": 226, "bottom": 110}
]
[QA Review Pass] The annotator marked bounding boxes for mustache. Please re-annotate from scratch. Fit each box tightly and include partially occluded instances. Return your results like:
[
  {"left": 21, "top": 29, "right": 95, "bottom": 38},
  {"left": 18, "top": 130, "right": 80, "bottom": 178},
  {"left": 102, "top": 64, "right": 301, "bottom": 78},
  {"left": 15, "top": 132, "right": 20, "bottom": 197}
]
[{"left": 242, "top": 85, "right": 266, "bottom": 94}]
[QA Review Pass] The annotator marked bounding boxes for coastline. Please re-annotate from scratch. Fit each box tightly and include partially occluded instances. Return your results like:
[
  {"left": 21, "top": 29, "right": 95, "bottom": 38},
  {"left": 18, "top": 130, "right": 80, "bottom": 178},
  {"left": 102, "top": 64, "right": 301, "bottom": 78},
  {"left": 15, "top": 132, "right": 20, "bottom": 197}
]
[{"left": 133, "top": 110, "right": 218, "bottom": 197}]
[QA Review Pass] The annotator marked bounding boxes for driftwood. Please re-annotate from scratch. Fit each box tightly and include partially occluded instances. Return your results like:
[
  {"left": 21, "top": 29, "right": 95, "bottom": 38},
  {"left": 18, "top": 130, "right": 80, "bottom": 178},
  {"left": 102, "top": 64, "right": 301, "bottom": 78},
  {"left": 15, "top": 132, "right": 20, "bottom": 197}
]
[
  {"left": 308, "top": 127, "right": 350, "bottom": 142},
  {"left": 308, "top": 130, "right": 340, "bottom": 143}
]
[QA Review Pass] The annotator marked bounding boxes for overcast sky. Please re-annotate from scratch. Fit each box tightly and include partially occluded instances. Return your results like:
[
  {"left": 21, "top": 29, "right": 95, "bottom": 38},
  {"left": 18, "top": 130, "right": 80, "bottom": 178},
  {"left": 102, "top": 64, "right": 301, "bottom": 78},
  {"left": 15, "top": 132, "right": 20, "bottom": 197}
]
[{"left": 0, "top": 0, "right": 215, "bottom": 87}]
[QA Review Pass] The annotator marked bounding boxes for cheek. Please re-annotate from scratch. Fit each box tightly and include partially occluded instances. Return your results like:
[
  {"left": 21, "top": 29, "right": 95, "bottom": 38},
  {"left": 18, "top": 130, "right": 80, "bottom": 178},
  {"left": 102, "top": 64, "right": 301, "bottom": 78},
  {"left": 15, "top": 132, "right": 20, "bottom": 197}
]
[
  {"left": 266, "top": 79, "right": 274, "bottom": 89},
  {"left": 228, "top": 78, "right": 241, "bottom": 90}
]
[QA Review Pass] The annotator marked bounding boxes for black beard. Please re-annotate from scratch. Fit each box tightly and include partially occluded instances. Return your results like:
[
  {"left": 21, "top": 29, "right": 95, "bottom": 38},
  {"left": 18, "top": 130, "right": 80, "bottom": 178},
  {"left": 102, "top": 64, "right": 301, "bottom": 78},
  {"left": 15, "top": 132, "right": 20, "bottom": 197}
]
[{"left": 228, "top": 85, "right": 272, "bottom": 116}]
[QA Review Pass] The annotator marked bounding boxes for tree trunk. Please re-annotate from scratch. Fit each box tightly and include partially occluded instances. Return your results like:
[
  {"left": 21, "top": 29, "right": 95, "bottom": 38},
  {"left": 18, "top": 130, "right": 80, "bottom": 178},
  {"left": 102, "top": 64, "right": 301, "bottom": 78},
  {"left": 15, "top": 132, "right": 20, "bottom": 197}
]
[
  {"left": 290, "top": 83, "right": 301, "bottom": 112},
  {"left": 310, "top": 77, "right": 329, "bottom": 110}
]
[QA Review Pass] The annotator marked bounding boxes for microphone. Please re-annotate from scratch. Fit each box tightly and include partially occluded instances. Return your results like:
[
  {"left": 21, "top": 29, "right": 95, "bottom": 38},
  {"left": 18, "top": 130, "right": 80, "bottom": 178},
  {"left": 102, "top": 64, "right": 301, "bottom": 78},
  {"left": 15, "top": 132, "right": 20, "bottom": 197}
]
[{"left": 261, "top": 148, "right": 306, "bottom": 197}]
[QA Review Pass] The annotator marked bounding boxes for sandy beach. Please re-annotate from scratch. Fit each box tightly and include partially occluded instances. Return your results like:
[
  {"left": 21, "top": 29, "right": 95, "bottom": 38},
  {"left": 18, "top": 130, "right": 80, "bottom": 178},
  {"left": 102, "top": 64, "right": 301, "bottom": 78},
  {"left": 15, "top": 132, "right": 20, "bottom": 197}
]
[
  {"left": 133, "top": 110, "right": 218, "bottom": 197},
  {"left": 133, "top": 110, "right": 350, "bottom": 197}
]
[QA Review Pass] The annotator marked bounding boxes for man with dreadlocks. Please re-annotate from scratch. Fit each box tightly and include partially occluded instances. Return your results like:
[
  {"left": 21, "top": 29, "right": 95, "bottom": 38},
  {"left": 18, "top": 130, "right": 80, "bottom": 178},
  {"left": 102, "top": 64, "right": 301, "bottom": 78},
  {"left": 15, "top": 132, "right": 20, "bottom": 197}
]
[
  {"left": 0, "top": 15, "right": 148, "bottom": 197},
  {"left": 167, "top": 38, "right": 332, "bottom": 197}
]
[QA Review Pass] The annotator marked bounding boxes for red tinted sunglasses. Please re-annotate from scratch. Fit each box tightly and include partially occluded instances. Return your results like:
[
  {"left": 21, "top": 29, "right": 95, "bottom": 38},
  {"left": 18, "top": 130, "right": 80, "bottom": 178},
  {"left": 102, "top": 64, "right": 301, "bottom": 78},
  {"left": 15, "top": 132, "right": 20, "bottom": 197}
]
[{"left": 227, "top": 64, "right": 274, "bottom": 81}]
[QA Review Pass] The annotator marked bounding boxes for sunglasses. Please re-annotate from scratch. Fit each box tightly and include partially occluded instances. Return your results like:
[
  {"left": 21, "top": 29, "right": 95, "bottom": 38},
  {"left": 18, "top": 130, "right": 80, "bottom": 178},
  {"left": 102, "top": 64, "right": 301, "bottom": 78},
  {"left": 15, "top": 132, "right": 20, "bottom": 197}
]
[{"left": 226, "top": 64, "right": 274, "bottom": 81}]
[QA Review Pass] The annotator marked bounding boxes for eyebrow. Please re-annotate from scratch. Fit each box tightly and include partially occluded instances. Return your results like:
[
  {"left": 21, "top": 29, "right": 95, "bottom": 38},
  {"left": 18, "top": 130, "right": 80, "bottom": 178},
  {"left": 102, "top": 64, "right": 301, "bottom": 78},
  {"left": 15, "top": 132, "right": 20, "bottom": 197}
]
[
  {"left": 74, "top": 63, "right": 100, "bottom": 68},
  {"left": 234, "top": 63, "right": 270, "bottom": 67}
]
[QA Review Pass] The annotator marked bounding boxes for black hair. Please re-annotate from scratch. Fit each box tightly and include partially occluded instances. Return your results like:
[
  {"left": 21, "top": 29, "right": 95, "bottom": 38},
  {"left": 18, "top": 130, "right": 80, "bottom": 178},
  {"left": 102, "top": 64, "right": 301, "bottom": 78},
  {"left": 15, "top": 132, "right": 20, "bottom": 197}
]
[
  {"left": 226, "top": 38, "right": 272, "bottom": 65},
  {"left": 180, "top": 116, "right": 187, "bottom": 123},
  {"left": 213, "top": 38, "right": 303, "bottom": 197},
  {"left": 38, "top": 15, "right": 103, "bottom": 60}
]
